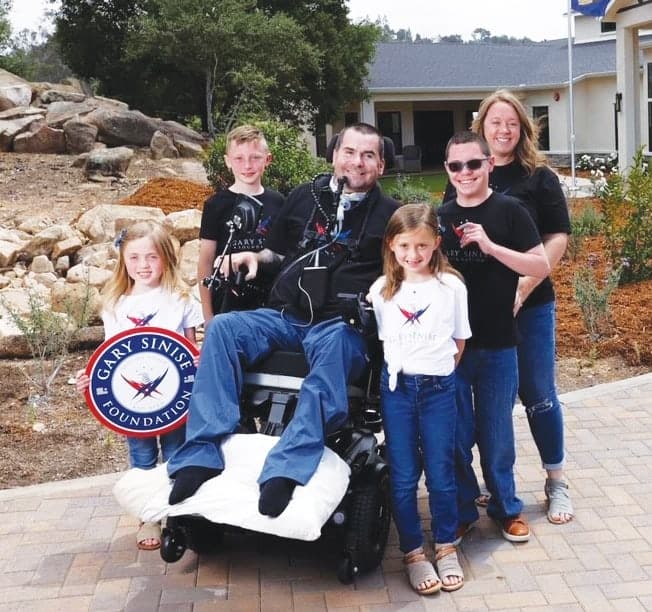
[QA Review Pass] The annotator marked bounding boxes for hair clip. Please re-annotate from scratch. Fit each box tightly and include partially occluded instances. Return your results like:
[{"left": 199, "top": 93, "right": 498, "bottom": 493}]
[{"left": 114, "top": 228, "right": 127, "bottom": 248}]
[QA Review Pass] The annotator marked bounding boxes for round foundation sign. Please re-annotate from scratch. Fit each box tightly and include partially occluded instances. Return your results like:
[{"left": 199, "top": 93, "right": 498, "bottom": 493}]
[{"left": 84, "top": 327, "right": 199, "bottom": 438}]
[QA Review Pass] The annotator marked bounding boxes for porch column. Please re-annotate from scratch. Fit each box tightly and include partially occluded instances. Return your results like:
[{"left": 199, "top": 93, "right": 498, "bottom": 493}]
[
  {"left": 360, "top": 100, "right": 376, "bottom": 126},
  {"left": 616, "top": 25, "right": 640, "bottom": 171}
]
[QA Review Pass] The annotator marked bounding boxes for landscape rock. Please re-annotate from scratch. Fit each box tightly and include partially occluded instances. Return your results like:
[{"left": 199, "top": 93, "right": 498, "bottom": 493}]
[
  {"left": 150, "top": 130, "right": 179, "bottom": 160},
  {"left": 0, "top": 69, "right": 33, "bottom": 111},
  {"left": 86, "top": 108, "right": 159, "bottom": 147},
  {"left": 63, "top": 119, "right": 98, "bottom": 154},
  {"left": 0, "top": 115, "right": 43, "bottom": 151},
  {"left": 51, "top": 280, "right": 102, "bottom": 324},
  {"left": 40, "top": 89, "right": 87, "bottom": 104},
  {"left": 30, "top": 255, "right": 54, "bottom": 274},
  {"left": 174, "top": 138, "right": 204, "bottom": 159},
  {"left": 84, "top": 146, "right": 134, "bottom": 179},
  {"left": 45, "top": 101, "right": 95, "bottom": 128},
  {"left": 66, "top": 263, "right": 113, "bottom": 287},
  {"left": 14, "top": 124, "right": 67, "bottom": 154},
  {"left": 26, "top": 225, "right": 80, "bottom": 258},
  {"left": 52, "top": 236, "right": 83, "bottom": 260},
  {"left": 179, "top": 239, "right": 200, "bottom": 287},
  {"left": 17, "top": 216, "right": 54, "bottom": 234},
  {"left": 0, "top": 239, "right": 27, "bottom": 268},
  {"left": 0, "top": 107, "right": 44, "bottom": 120},
  {"left": 164, "top": 209, "right": 202, "bottom": 243},
  {"left": 76, "top": 204, "right": 165, "bottom": 243}
]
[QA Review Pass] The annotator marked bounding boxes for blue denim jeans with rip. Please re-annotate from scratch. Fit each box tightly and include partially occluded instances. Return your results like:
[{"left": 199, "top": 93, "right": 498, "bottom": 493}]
[
  {"left": 127, "top": 425, "right": 186, "bottom": 470},
  {"left": 455, "top": 347, "right": 523, "bottom": 524},
  {"left": 517, "top": 301, "right": 565, "bottom": 470},
  {"left": 381, "top": 367, "right": 458, "bottom": 551},
  {"left": 166, "top": 308, "right": 368, "bottom": 486}
]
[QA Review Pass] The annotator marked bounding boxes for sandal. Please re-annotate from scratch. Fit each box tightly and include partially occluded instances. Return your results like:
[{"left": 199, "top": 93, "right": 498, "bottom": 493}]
[
  {"left": 137, "top": 521, "right": 161, "bottom": 550},
  {"left": 404, "top": 549, "right": 441, "bottom": 595},
  {"left": 545, "top": 478, "right": 574, "bottom": 525},
  {"left": 475, "top": 492, "right": 490, "bottom": 507},
  {"left": 435, "top": 544, "right": 464, "bottom": 592}
]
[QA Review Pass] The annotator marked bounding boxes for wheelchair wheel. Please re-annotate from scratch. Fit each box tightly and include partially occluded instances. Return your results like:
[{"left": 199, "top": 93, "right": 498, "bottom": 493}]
[
  {"left": 160, "top": 525, "right": 187, "bottom": 563},
  {"left": 342, "top": 471, "right": 391, "bottom": 579},
  {"left": 185, "top": 517, "right": 225, "bottom": 554}
]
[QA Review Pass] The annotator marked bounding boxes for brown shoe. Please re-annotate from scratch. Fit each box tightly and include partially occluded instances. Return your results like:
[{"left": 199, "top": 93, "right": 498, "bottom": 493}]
[{"left": 501, "top": 515, "right": 530, "bottom": 542}]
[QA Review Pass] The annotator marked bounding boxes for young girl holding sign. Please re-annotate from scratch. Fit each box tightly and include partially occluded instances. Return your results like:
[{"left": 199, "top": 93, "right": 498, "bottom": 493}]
[{"left": 76, "top": 221, "right": 202, "bottom": 550}]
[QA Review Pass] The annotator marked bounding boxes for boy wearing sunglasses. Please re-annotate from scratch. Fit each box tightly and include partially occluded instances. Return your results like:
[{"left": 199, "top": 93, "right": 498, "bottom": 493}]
[{"left": 438, "top": 131, "right": 550, "bottom": 544}]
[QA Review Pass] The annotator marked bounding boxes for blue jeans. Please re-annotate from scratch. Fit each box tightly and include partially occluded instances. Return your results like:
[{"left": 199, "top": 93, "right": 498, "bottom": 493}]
[
  {"left": 517, "top": 301, "right": 565, "bottom": 470},
  {"left": 166, "top": 308, "right": 367, "bottom": 485},
  {"left": 127, "top": 425, "right": 186, "bottom": 470},
  {"left": 381, "top": 368, "right": 457, "bottom": 550},
  {"left": 455, "top": 347, "right": 522, "bottom": 523}
]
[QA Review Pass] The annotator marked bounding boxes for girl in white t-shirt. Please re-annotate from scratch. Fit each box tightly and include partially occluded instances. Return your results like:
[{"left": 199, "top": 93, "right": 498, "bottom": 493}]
[
  {"left": 76, "top": 221, "right": 202, "bottom": 551},
  {"left": 368, "top": 203, "right": 471, "bottom": 596}
]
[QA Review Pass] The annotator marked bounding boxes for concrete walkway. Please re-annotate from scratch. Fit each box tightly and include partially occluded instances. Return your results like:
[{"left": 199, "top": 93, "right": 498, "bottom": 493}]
[{"left": 1, "top": 373, "right": 651, "bottom": 611}]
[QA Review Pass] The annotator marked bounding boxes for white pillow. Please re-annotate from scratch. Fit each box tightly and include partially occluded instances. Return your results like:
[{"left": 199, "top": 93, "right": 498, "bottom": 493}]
[{"left": 113, "top": 433, "right": 351, "bottom": 541}]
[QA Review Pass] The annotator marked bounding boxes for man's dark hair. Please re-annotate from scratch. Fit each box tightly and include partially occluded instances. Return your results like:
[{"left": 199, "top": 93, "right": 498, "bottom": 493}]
[
  {"left": 334, "top": 122, "right": 385, "bottom": 160},
  {"left": 445, "top": 130, "right": 491, "bottom": 160}
]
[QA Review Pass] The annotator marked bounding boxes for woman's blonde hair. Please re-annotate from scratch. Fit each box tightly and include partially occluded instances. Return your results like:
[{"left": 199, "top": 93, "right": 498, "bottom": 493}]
[
  {"left": 381, "top": 203, "right": 461, "bottom": 300},
  {"left": 102, "top": 221, "right": 186, "bottom": 311},
  {"left": 472, "top": 88, "right": 547, "bottom": 175}
]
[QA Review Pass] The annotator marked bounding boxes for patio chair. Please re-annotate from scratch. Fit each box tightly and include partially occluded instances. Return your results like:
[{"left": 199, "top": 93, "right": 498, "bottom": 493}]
[{"left": 401, "top": 145, "right": 422, "bottom": 173}]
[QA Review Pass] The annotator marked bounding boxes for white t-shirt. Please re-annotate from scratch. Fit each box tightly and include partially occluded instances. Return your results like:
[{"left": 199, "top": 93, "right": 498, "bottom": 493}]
[
  {"left": 368, "top": 273, "right": 471, "bottom": 390},
  {"left": 102, "top": 286, "right": 203, "bottom": 339}
]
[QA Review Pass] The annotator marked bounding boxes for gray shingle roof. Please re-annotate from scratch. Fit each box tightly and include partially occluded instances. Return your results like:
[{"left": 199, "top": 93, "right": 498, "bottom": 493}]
[{"left": 368, "top": 38, "right": 650, "bottom": 91}]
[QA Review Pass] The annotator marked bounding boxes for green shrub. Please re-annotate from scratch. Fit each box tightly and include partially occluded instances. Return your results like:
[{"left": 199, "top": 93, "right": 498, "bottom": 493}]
[
  {"left": 600, "top": 148, "right": 652, "bottom": 283},
  {"left": 572, "top": 263, "right": 623, "bottom": 341},
  {"left": 385, "top": 174, "right": 437, "bottom": 204},
  {"left": 203, "top": 118, "right": 330, "bottom": 196},
  {"left": 567, "top": 202, "right": 603, "bottom": 260},
  {"left": 0, "top": 287, "right": 92, "bottom": 405}
]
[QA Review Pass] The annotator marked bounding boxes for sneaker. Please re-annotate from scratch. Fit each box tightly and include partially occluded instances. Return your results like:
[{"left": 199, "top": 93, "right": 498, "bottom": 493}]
[{"left": 501, "top": 514, "right": 530, "bottom": 542}]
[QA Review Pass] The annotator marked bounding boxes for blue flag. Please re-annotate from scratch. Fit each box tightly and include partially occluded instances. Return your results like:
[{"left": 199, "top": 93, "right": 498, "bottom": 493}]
[{"left": 571, "top": 0, "right": 609, "bottom": 16}]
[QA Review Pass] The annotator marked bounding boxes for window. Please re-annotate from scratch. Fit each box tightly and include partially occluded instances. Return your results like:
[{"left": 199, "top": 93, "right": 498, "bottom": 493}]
[
  {"left": 532, "top": 106, "right": 550, "bottom": 151},
  {"left": 377, "top": 111, "right": 403, "bottom": 153},
  {"left": 600, "top": 21, "right": 616, "bottom": 34}
]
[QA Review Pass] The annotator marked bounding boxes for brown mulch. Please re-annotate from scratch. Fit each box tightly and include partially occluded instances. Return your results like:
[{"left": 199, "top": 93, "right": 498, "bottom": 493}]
[{"left": 119, "top": 177, "right": 213, "bottom": 214}]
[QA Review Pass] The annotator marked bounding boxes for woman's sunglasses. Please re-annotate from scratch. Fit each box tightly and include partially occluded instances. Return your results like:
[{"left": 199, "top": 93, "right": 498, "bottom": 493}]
[{"left": 445, "top": 158, "right": 489, "bottom": 173}]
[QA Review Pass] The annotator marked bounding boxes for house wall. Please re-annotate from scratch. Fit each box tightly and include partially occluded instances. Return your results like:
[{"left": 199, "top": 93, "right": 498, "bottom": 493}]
[{"left": 573, "top": 76, "right": 618, "bottom": 153}]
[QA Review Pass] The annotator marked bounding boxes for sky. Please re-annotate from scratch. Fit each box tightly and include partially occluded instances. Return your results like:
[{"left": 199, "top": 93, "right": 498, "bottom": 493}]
[
  {"left": 346, "top": 0, "right": 573, "bottom": 42},
  {"left": 9, "top": 0, "right": 574, "bottom": 41}
]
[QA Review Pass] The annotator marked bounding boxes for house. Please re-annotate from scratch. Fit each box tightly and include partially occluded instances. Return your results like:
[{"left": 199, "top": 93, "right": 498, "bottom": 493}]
[{"left": 331, "top": 6, "right": 652, "bottom": 170}]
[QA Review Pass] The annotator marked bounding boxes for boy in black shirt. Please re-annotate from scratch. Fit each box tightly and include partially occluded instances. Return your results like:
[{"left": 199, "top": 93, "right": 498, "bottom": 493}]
[
  {"left": 438, "top": 131, "right": 549, "bottom": 543},
  {"left": 198, "top": 125, "right": 284, "bottom": 321}
]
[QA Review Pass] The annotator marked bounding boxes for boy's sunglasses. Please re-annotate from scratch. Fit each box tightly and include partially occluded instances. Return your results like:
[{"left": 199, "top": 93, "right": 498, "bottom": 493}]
[{"left": 445, "top": 158, "right": 489, "bottom": 172}]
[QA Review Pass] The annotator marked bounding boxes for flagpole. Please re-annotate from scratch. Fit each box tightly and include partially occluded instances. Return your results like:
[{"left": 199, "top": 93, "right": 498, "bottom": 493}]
[{"left": 567, "top": 0, "right": 577, "bottom": 191}]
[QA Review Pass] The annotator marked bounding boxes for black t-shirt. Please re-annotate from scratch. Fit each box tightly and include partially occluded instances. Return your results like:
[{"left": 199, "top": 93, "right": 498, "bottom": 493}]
[
  {"left": 200, "top": 188, "right": 284, "bottom": 311},
  {"left": 443, "top": 162, "right": 570, "bottom": 309},
  {"left": 265, "top": 175, "right": 399, "bottom": 322},
  {"left": 438, "top": 192, "right": 542, "bottom": 348}
]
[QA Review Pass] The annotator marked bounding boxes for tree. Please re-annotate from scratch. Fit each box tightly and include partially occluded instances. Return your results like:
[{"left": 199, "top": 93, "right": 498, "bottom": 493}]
[
  {"left": 256, "top": 1, "right": 379, "bottom": 128},
  {"left": 439, "top": 34, "right": 463, "bottom": 43},
  {"left": 0, "top": 0, "right": 12, "bottom": 55},
  {"left": 472, "top": 27, "right": 491, "bottom": 42},
  {"left": 127, "top": 0, "right": 319, "bottom": 136}
]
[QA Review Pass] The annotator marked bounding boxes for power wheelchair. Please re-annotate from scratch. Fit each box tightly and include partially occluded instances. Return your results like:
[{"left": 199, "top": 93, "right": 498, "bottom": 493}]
[{"left": 159, "top": 177, "right": 393, "bottom": 584}]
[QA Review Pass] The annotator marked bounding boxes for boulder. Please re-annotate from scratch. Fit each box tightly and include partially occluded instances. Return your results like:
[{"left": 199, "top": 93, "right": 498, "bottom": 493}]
[
  {"left": 52, "top": 235, "right": 84, "bottom": 260},
  {"left": 14, "top": 124, "right": 67, "bottom": 154},
  {"left": 40, "top": 89, "right": 87, "bottom": 104},
  {"left": 66, "top": 263, "right": 113, "bottom": 287},
  {"left": 174, "top": 138, "right": 204, "bottom": 159},
  {"left": 0, "top": 238, "right": 28, "bottom": 268},
  {"left": 76, "top": 204, "right": 165, "bottom": 243},
  {"left": 17, "top": 215, "right": 55, "bottom": 234},
  {"left": 84, "top": 146, "right": 134, "bottom": 179},
  {"left": 51, "top": 279, "right": 102, "bottom": 323},
  {"left": 164, "top": 209, "right": 202, "bottom": 243},
  {"left": 87, "top": 96, "right": 129, "bottom": 111},
  {"left": 26, "top": 225, "right": 80, "bottom": 258},
  {"left": 86, "top": 108, "right": 159, "bottom": 147},
  {"left": 157, "top": 119, "right": 207, "bottom": 146},
  {"left": 45, "top": 101, "right": 96, "bottom": 128},
  {"left": 0, "top": 115, "right": 43, "bottom": 151},
  {"left": 0, "top": 69, "right": 33, "bottom": 111},
  {"left": 0, "top": 106, "right": 44, "bottom": 121},
  {"left": 30, "top": 255, "right": 55, "bottom": 274},
  {"left": 63, "top": 118, "right": 98, "bottom": 154},
  {"left": 150, "top": 130, "right": 179, "bottom": 160},
  {"left": 179, "top": 239, "right": 200, "bottom": 287}
]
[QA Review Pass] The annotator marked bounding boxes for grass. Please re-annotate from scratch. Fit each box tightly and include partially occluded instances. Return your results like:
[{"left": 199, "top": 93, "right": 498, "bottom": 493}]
[{"left": 380, "top": 171, "right": 449, "bottom": 200}]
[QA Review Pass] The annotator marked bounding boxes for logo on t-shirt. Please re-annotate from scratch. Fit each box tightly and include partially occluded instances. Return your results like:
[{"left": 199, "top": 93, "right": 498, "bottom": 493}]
[
  {"left": 398, "top": 304, "right": 430, "bottom": 325},
  {"left": 84, "top": 327, "right": 198, "bottom": 438},
  {"left": 127, "top": 312, "right": 157, "bottom": 326}
]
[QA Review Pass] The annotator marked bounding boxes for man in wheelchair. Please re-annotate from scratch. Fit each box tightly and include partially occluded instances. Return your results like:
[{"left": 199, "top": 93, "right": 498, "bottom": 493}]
[{"left": 167, "top": 123, "right": 399, "bottom": 518}]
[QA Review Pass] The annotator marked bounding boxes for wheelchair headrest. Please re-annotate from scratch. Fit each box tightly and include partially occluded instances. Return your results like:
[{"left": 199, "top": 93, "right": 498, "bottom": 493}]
[
  {"left": 230, "top": 194, "right": 263, "bottom": 234},
  {"left": 325, "top": 132, "right": 395, "bottom": 170}
]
